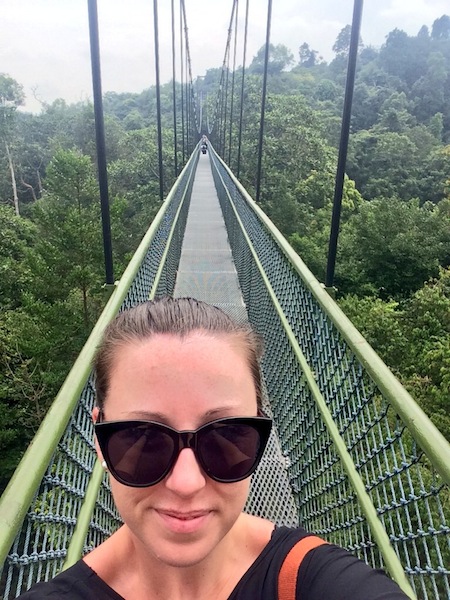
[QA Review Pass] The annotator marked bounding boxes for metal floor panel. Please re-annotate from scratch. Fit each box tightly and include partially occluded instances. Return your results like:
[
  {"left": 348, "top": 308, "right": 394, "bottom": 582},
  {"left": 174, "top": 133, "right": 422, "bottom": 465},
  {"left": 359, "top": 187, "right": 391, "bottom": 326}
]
[
  {"left": 173, "top": 152, "right": 298, "bottom": 527},
  {"left": 174, "top": 153, "right": 244, "bottom": 310}
]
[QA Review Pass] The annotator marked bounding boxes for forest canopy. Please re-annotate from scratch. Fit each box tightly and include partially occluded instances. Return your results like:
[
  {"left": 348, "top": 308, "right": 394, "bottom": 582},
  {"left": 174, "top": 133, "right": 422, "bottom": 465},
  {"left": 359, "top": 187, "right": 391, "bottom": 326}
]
[{"left": 0, "top": 16, "right": 450, "bottom": 492}]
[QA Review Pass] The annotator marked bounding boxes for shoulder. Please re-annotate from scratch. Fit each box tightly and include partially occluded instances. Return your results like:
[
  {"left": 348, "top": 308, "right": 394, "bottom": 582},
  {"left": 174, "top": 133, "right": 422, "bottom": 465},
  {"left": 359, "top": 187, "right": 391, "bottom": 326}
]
[
  {"left": 16, "top": 559, "right": 123, "bottom": 600},
  {"left": 236, "top": 513, "right": 276, "bottom": 552},
  {"left": 230, "top": 527, "right": 409, "bottom": 599},
  {"left": 229, "top": 525, "right": 313, "bottom": 598},
  {"left": 296, "top": 542, "right": 410, "bottom": 599}
]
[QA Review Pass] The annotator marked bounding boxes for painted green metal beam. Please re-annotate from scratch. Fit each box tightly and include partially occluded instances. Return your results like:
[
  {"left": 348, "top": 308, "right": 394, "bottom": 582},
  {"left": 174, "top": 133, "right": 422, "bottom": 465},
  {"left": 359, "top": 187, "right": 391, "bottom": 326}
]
[
  {"left": 60, "top": 151, "right": 199, "bottom": 569},
  {"left": 211, "top": 149, "right": 418, "bottom": 598},
  {"left": 0, "top": 151, "right": 198, "bottom": 568},
  {"left": 212, "top": 148, "right": 450, "bottom": 490}
]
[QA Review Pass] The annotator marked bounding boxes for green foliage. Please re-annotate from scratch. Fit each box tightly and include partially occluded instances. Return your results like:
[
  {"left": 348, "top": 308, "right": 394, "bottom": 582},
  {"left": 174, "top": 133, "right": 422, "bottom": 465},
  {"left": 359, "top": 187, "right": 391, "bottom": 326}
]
[
  {"left": 288, "top": 174, "right": 362, "bottom": 281},
  {"left": 418, "top": 145, "right": 450, "bottom": 203},
  {"left": 0, "top": 73, "right": 25, "bottom": 106},
  {"left": 347, "top": 129, "right": 421, "bottom": 200},
  {"left": 336, "top": 197, "right": 447, "bottom": 297},
  {"left": 431, "top": 15, "right": 450, "bottom": 40},
  {"left": 2, "top": 14, "right": 450, "bottom": 504},
  {"left": 249, "top": 43, "right": 294, "bottom": 75},
  {"left": 338, "top": 296, "right": 407, "bottom": 370},
  {"left": 26, "top": 150, "right": 104, "bottom": 321},
  {"left": 298, "top": 43, "right": 320, "bottom": 68},
  {"left": 338, "top": 268, "right": 450, "bottom": 440},
  {"left": 332, "top": 24, "right": 363, "bottom": 56},
  {"left": 0, "top": 205, "right": 35, "bottom": 308},
  {"left": 236, "top": 91, "right": 335, "bottom": 233},
  {"left": 0, "top": 97, "right": 173, "bottom": 491}
]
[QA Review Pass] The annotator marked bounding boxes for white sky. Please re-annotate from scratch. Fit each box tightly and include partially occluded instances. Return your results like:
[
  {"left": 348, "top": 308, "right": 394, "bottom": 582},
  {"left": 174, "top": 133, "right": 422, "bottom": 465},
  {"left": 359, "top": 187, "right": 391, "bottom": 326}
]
[{"left": 0, "top": 0, "right": 448, "bottom": 113}]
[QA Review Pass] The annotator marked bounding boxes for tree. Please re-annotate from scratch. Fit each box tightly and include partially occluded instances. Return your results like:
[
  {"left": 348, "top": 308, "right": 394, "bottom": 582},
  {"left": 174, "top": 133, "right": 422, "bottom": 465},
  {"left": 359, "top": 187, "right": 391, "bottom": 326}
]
[
  {"left": 347, "top": 129, "right": 421, "bottom": 200},
  {"left": 350, "top": 81, "right": 390, "bottom": 132},
  {"left": 26, "top": 149, "right": 105, "bottom": 327},
  {"left": 412, "top": 52, "right": 448, "bottom": 122},
  {"left": 0, "top": 205, "right": 35, "bottom": 309},
  {"left": 431, "top": 15, "right": 450, "bottom": 40},
  {"left": 379, "top": 29, "right": 429, "bottom": 88},
  {"left": 419, "top": 146, "right": 450, "bottom": 204},
  {"left": 332, "top": 25, "right": 363, "bottom": 56},
  {"left": 336, "top": 198, "right": 448, "bottom": 297},
  {"left": 0, "top": 73, "right": 25, "bottom": 105},
  {"left": 289, "top": 173, "right": 362, "bottom": 281},
  {"left": 249, "top": 44, "right": 294, "bottom": 75},
  {"left": 378, "top": 91, "right": 415, "bottom": 132},
  {"left": 314, "top": 79, "right": 338, "bottom": 102},
  {"left": 340, "top": 267, "right": 450, "bottom": 443},
  {"left": 298, "top": 43, "right": 319, "bottom": 68},
  {"left": 0, "top": 74, "right": 25, "bottom": 215}
]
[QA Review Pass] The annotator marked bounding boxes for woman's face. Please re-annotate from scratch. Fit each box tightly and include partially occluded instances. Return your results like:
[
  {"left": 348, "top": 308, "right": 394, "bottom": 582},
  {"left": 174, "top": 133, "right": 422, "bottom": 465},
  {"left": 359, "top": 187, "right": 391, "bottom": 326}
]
[{"left": 95, "top": 331, "right": 258, "bottom": 568}]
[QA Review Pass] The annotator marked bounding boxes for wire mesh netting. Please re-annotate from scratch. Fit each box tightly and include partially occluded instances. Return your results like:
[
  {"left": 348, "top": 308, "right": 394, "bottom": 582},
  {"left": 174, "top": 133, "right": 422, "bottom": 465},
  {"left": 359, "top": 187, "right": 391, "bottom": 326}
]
[
  {"left": 1, "top": 149, "right": 449, "bottom": 600},
  {"left": 0, "top": 156, "right": 197, "bottom": 599},
  {"left": 210, "top": 150, "right": 450, "bottom": 600}
]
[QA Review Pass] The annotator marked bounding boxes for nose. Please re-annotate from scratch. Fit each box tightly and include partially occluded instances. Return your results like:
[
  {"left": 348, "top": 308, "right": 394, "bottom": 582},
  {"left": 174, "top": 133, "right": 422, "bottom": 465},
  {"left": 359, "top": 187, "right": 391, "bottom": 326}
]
[{"left": 165, "top": 448, "right": 206, "bottom": 496}]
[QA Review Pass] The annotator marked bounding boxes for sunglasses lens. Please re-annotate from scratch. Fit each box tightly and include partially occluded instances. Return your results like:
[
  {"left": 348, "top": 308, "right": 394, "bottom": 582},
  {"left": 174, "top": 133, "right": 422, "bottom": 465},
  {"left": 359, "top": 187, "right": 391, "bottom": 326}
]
[
  {"left": 198, "top": 423, "right": 264, "bottom": 482},
  {"left": 105, "top": 424, "right": 175, "bottom": 486},
  {"left": 97, "top": 417, "right": 271, "bottom": 486}
]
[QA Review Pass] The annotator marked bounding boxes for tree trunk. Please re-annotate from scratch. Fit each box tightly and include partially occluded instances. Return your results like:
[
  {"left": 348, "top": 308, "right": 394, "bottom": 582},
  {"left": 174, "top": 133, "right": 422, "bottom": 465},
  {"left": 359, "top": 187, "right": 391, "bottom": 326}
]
[
  {"left": 36, "top": 169, "right": 43, "bottom": 195},
  {"left": 21, "top": 177, "right": 37, "bottom": 202},
  {"left": 5, "top": 141, "right": 20, "bottom": 216}
]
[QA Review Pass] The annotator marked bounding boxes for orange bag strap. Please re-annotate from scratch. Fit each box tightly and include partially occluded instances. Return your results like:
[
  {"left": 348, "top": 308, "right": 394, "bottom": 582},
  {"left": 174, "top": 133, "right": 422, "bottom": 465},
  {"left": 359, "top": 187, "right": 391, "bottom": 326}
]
[{"left": 278, "top": 535, "right": 328, "bottom": 600}]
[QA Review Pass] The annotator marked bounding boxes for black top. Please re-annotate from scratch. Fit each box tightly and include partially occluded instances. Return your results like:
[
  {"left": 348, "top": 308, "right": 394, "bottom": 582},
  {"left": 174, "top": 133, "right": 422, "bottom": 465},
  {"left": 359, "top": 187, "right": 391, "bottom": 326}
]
[{"left": 17, "top": 527, "right": 409, "bottom": 599}]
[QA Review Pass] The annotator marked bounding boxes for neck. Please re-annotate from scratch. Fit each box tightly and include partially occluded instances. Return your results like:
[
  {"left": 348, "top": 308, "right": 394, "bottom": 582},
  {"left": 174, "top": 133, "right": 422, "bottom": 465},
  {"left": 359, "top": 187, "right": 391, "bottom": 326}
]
[{"left": 85, "top": 514, "right": 273, "bottom": 600}]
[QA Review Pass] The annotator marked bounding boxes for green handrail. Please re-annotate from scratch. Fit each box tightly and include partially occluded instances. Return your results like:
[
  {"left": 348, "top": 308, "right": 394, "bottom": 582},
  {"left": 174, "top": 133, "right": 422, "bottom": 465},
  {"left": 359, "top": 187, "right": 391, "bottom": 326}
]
[
  {"left": 212, "top": 148, "right": 450, "bottom": 489},
  {"left": 211, "top": 154, "right": 416, "bottom": 598},
  {"left": 60, "top": 152, "right": 198, "bottom": 568},
  {"left": 0, "top": 151, "right": 198, "bottom": 567}
]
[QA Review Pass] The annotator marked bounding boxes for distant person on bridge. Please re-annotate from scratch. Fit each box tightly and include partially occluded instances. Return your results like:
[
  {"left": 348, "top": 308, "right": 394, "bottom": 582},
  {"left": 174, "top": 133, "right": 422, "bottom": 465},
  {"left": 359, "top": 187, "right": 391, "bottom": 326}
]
[{"left": 18, "top": 297, "right": 409, "bottom": 599}]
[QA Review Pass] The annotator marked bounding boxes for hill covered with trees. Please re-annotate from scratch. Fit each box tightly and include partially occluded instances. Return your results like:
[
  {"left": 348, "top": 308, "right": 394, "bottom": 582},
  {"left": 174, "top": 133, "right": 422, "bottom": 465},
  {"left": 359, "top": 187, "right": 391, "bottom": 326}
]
[{"left": 0, "top": 15, "right": 449, "bottom": 492}]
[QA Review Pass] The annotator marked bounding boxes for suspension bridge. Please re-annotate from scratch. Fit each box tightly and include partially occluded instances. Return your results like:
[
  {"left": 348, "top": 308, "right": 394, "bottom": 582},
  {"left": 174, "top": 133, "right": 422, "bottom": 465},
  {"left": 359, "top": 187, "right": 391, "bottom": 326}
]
[{"left": 1, "top": 1, "right": 450, "bottom": 599}]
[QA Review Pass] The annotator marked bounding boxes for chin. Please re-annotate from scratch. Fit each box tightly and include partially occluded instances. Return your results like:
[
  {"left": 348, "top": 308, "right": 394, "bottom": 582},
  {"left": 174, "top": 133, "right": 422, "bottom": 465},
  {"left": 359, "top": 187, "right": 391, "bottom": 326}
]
[{"left": 152, "top": 538, "right": 221, "bottom": 568}]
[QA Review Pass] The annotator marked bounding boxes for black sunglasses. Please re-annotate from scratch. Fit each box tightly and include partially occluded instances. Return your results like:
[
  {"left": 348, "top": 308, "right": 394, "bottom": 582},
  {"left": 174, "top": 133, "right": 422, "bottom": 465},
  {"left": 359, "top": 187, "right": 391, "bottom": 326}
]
[{"left": 95, "top": 416, "right": 272, "bottom": 487}]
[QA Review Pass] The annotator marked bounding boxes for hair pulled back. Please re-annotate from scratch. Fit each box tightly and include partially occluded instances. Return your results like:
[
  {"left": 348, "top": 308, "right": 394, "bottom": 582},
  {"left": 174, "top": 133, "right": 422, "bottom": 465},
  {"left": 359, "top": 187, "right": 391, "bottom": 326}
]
[{"left": 94, "top": 297, "right": 264, "bottom": 411}]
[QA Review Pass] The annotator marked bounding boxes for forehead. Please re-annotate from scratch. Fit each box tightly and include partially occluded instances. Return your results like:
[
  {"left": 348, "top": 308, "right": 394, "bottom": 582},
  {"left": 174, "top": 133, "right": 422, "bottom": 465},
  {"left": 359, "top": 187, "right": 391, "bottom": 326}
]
[
  {"left": 112, "top": 330, "right": 249, "bottom": 366},
  {"left": 104, "top": 332, "right": 257, "bottom": 421}
]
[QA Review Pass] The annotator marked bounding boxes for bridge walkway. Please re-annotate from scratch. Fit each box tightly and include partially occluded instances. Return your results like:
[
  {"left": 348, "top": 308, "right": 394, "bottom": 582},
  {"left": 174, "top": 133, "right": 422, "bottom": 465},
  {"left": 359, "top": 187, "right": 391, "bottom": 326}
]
[{"left": 174, "top": 151, "right": 299, "bottom": 526}]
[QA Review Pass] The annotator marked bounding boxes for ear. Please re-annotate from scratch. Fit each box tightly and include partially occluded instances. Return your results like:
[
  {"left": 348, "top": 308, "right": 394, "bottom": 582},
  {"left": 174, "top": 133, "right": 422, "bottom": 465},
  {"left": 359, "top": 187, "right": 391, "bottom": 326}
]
[
  {"left": 92, "top": 406, "right": 100, "bottom": 423},
  {"left": 92, "top": 406, "right": 104, "bottom": 463}
]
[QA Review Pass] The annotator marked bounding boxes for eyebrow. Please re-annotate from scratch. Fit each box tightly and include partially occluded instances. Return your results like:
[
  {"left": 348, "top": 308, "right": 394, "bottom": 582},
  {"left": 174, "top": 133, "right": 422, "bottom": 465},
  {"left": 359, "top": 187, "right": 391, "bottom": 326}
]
[{"left": 123, "top": 406, "right": 242, "bottom": 421}]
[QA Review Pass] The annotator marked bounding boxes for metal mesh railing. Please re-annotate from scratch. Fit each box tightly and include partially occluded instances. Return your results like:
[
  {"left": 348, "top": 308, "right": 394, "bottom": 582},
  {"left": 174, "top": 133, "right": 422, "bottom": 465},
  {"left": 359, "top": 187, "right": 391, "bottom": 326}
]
[
  {"left": 0, "top": 152, "right": 198, "bottom": 599},
  {"left": 1, "top": 146, "right": 450, "bottom": 599},
  {"left": 209, "top": 147, "right": 450, "bottom": 600}
]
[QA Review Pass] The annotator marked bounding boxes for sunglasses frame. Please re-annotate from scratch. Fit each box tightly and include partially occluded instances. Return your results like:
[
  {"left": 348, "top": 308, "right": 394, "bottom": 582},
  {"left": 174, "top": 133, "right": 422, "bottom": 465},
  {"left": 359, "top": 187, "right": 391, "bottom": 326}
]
[{"left": 95, "top": 415, "right": 272, "bottom": 487}]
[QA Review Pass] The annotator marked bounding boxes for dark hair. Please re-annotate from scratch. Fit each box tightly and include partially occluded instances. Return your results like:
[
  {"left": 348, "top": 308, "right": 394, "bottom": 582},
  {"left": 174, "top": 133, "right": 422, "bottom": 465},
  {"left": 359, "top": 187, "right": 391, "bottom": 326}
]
[{"left": 94, "top": 297, "right": 264, "bottom": 411}]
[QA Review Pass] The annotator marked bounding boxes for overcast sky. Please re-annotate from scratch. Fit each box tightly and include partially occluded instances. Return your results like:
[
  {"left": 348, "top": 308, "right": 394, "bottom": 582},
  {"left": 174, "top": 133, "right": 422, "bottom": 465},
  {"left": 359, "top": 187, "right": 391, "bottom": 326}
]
[{"left": 1, "top": 0, "right": 449, "bottom": 113}]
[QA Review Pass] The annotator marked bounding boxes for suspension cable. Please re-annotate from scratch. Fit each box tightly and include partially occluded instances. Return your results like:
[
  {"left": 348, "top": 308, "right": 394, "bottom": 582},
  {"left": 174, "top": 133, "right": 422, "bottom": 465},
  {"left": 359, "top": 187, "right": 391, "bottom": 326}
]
[
  {"left": 171, "top": 0, "right": 178, "bottom": 176},
  {"left": 255, "top": 0, "right": 272, "bottom": 203},
  {"left": 87, "top": 0, "right": 114, "bottom": 285},
  {"left": 184, "top": 36, "right": 189, "bottom": 151},
  {"left": 179, "top": 1, "right": 185, "bottom": 163},
  {"left": 198, "top": 86, "right": 203, "bottom": 133},
  {"left": 228, "top": 0, "right": 239, "bottom": 165},
  {"left": 153, "top": 0, "right": 164, "bottom": 202},
  {"left": 221, "top": 43, "right": 231, "bottom": 156},
  {"left": 236, "top": 0, "right": 249, "bottom": 179},
  {"left": 181, "top": 0, "right": 201, "bottom": 140},
  {"left": 325, "top": 0, "right": 364, "bottom": 289},
  {"left": 221, "top": 0, "right": 238, "bottom": 156},
  {"left": 207, "top": 0, "right": 238, "bottom": 141}
]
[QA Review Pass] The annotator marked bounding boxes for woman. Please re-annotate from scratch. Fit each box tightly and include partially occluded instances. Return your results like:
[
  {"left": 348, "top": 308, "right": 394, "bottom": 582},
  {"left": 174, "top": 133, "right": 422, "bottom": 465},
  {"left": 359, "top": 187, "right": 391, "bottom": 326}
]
[{"left": 19, "top": 297, "right": 409, "bottom": 599}]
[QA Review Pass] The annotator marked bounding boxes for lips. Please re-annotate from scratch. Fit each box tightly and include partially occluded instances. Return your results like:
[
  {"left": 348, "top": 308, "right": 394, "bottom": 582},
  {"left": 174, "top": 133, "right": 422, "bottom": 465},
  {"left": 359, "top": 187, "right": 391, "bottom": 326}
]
[{"left": 157, "top": 509, "right": 212, "bottom": 533}]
